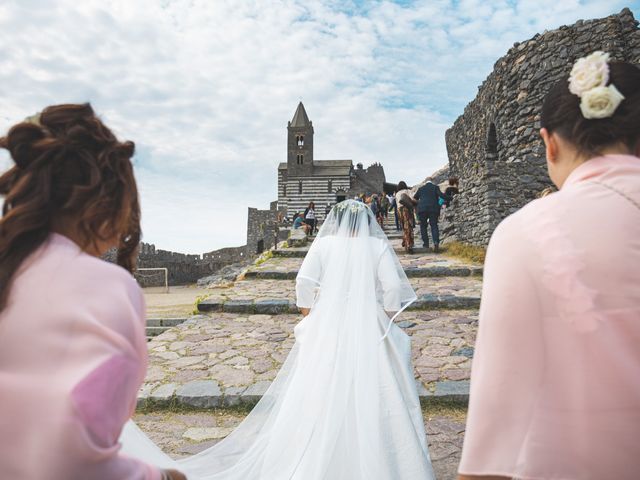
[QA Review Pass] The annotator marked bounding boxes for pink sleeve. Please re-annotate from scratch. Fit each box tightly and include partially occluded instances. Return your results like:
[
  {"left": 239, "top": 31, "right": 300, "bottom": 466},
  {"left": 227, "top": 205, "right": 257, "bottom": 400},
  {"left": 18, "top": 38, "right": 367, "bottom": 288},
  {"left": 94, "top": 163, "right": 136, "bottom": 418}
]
[
  {"left": 69, "top": 272, "right": 162, "bottom": 480},
  {"left": 458, "top": 215, "right": 545, "bottom": 475}
]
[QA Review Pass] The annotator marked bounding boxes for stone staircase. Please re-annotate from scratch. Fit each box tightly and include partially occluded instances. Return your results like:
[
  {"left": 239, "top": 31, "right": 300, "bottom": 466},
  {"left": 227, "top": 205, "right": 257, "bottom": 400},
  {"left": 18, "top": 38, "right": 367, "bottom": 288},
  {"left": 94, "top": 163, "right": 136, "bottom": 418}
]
[
  {"left": 146, "top": 318, "right": 189, "bottom": 339},
  {"left": 139, "top": 211, "right": 482, "bottom": 408}
]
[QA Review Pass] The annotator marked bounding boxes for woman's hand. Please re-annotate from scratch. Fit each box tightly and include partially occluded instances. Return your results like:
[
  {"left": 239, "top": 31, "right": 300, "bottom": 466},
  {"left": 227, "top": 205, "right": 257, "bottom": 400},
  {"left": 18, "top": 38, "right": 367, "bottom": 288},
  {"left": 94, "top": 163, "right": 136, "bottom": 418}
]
[
  {"left": 299, "top": 307, "right": 310, "bottom": 317},
  {"left": 164, "top": 469, "right": 188, "bottom": 480}
]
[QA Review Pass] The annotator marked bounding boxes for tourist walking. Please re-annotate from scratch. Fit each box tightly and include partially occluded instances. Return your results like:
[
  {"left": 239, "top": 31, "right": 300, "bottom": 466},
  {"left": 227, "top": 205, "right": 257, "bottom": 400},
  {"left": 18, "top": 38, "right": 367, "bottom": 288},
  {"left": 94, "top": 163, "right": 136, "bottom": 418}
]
[
  {"left": 458, "top": 53, "right": 640, "bottom": 480},
  {"left": 389, "top": 192, "right": 400, "bottom": 231},
  {"left": 0, "top": 104, "right": 185, "bottom": 480},
  {"left": 303, "top": 201, "right": 317, "bottom": 234},
  {"left": 369, "top": 194, "right": 384, "bottom": 228},
  {"left": 414, "top": 177, "right": 449, "bottom": 252},
  {"left": 395, "top": 181, "right": 416, "bottom": 253},
  {"left": 380, "top": 192, "right": 390, "bottom": 220},
  {"left": 120, "top": 200, "right": 435, "bottom": 480}
]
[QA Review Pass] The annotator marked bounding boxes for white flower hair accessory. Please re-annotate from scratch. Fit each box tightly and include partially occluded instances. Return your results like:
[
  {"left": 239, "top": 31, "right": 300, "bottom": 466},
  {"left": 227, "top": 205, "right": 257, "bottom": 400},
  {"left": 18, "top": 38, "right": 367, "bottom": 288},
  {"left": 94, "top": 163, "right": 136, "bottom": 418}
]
[{"left": 568, "top": 51, "right": 625, "bottom": 120}]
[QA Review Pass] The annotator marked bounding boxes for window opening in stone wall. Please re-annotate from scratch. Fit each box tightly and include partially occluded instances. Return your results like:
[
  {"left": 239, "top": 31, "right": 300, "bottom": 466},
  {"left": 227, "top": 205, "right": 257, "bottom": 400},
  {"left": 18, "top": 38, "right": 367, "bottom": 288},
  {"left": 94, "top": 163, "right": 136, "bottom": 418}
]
[
  {"left": 328, "top": 180, "right": 332, "bottom": 193},
  {"left": 300, "top": 154, "right": 304, "bottom": 164},
  {"left": 487, "top": 122, "right": 498, "bottom": 154},
  {"left": 298, "top": 180, "right": 302, "bottom": 194},
  {"left": 283, "top": 184, "right": 287, "bottom": 196},
  {"left": 297, "top": 135, "right": 304, "bottom": 146},
  {"left": 256, "top": 239, "right": 264, "bottom": 254}
]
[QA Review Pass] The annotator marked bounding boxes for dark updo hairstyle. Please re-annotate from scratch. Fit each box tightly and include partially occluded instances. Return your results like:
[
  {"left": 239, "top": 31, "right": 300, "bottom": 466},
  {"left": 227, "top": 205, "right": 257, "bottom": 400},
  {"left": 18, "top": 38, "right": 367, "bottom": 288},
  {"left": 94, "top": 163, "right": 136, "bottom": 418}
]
[
  {"left": 541, "top": 61, "right": 640, "bottom": 155},
  {"left": 0, "top": 103, "right": 141, "bottom": 311}
]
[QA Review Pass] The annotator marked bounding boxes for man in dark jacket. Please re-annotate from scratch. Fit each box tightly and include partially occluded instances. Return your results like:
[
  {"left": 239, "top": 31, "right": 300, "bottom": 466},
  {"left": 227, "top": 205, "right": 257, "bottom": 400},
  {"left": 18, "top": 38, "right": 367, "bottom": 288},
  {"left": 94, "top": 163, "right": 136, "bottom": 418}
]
[{"left": 414, "top": 178, "right": 449, "bottom": 252}]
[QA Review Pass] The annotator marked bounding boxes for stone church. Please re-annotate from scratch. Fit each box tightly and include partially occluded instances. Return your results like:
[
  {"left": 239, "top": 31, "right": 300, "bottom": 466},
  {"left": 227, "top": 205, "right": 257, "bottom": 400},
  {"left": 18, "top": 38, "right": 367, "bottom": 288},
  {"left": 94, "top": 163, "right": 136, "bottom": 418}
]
[{"left": 277, "top": 102, "right": 386, "bottom": 219}]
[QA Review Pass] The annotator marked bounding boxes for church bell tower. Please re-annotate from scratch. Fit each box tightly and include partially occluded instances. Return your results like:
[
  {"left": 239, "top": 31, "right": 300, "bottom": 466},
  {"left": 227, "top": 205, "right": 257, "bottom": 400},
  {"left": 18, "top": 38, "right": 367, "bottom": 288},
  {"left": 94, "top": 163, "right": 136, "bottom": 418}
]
[{"left": 287, "top": 102, "right": 314, "bottom": 177}]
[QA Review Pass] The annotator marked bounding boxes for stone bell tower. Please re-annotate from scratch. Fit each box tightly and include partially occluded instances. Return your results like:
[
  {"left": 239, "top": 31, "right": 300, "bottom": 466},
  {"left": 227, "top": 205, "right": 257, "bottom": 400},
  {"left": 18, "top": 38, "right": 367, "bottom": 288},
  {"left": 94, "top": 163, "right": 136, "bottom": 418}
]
[{"left": 287, "top": 102, "right": 314, "bottom": 177}]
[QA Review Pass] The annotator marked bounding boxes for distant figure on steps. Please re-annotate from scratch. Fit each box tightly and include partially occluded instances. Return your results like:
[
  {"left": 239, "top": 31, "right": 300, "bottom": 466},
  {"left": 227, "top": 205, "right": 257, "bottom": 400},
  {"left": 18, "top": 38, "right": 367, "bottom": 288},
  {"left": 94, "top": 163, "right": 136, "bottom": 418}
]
[
  {"left": 395, "top": 181, "right": 417, "bottom": 253},
  {"left": 414, "top": 177, "right": 450, "bottom": 253}
]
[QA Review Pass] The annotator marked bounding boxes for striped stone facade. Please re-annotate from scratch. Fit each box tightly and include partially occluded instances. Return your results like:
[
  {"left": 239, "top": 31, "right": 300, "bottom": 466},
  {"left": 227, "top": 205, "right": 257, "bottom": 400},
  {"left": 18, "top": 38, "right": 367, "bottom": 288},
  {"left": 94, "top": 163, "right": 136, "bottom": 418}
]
[
  {"left": 278, "top": 164, "right": 352, "bottom": 220},
  {"left": 278, "top": 102, "right": 385, "bottom": 220}
]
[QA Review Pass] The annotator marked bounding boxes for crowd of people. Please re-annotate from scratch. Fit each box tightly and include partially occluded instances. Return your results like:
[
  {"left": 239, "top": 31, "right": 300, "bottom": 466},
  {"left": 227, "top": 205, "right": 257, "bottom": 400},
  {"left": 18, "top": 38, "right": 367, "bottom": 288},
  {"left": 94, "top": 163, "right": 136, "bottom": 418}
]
[
  {"left": 293, "top": 179, "right": 460, "bottom": 250},
  {"left": 0, "top": 52, "right": 638, "bottom": 479}
]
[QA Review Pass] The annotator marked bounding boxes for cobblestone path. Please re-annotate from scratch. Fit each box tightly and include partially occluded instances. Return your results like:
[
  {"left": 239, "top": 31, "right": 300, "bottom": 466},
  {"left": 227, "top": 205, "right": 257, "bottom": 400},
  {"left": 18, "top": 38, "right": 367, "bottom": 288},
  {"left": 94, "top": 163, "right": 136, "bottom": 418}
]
[
  {"left": 138, "top": 217, "right": 482, "bottom": 478},
  {"left": 134, "top": 407, "right": 466, "bottom": 480}
]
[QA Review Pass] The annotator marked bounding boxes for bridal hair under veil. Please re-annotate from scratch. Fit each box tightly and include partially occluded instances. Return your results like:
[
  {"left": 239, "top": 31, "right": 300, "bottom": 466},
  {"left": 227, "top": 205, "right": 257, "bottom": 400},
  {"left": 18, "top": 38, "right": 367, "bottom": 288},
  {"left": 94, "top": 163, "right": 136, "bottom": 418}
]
[
  {"left": 296, "top": 199, "right": 416, "bottom": 339},
  {"left": 119, "top": 199, "right": 431, "bottom": 480}
]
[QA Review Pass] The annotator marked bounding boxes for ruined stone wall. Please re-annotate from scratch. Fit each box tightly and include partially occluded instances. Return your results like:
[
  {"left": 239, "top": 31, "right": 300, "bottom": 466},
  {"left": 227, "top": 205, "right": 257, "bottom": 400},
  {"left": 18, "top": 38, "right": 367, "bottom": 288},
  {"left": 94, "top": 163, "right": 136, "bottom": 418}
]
[
  {"left": 246, "top": 206, "right": 288, "bottom": 256},
  {"left": 103, "top": 242, "right": 249, "bottom": 286},
  {"left": 134, "top": 242, "right": 247, "bottom": 285},
  {"left": 446, "top": 8, "right": 640, "bottom": 245},
  {"left": 350, "top": 162, "right": 386, "bottom": 195}
]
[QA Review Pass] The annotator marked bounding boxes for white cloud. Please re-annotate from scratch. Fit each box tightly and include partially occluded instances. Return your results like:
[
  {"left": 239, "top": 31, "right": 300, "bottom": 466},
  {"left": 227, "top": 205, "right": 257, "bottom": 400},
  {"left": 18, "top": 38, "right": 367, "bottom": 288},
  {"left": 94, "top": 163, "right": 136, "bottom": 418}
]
[{"left": 0, "top": 0, "right": 635, "bottom": 252}]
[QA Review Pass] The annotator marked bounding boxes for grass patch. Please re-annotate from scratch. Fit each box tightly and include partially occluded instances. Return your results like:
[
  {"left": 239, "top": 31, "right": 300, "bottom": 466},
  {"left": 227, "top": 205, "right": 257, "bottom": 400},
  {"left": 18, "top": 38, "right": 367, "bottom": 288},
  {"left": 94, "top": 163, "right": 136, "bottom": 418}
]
[
  {"left": 254, "top": 250, "right": 274, "bottom": 266},
  {"left": 192, "top": 293, "right": 212, "bottom": 314},
  {"left": 421, "top": 397, "right": 468, "bottom": 423},
  {"left": 443, "top": 242, "right": 486, "bottom": 264},
  {"left": 136, "top": 400, "right": 258, "bottom": 415}
]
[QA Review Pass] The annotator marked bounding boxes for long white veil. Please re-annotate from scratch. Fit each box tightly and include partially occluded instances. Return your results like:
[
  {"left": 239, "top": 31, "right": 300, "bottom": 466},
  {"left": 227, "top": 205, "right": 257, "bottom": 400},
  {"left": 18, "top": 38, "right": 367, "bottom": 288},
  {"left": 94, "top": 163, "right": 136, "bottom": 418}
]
[
  {"left": 120, "top": 199, "right": 430, "bottom": 480},
  {"left": 296, "top": 199, "right": 416, "bottom": 340}
]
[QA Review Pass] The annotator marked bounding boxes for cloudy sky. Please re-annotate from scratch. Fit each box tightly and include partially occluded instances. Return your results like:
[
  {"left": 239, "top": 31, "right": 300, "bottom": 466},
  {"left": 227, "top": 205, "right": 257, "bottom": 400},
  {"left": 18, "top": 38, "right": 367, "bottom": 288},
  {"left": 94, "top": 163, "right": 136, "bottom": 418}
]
[{"left": 1, "top": 0, "right": 638, "bottom": 253}]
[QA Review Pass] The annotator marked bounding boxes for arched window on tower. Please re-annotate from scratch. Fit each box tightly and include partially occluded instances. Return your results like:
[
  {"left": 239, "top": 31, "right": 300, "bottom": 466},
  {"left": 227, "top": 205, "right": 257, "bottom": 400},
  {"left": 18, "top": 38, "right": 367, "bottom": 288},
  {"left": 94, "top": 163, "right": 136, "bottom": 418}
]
[
  {"left": 327, "top": 180, "right": 332, "bottom": 193},
  {"left": 298, "top": 135, "right": 304, "bottom": 146},
  {"left": 298, "top": 180, "right": 303, "bottom": 194},
  {"left": 283, "top": 184, "right": 287, "bottom": 197}
]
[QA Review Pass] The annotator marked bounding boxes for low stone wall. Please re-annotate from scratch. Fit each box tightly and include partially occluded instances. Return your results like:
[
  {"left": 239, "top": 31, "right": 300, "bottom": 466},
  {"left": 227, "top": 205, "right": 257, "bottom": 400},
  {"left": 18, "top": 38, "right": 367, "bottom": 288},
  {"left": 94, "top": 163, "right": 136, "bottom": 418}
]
[{"left": 104, "top": 242, "right": 250, "bottom": 286}]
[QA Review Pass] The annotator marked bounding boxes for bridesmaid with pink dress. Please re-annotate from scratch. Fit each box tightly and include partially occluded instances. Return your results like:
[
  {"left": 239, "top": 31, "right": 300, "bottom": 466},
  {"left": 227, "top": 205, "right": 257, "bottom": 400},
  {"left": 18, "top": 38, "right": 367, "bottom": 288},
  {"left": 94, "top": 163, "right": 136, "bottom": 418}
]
[
  {"left": 459, "top": 55, "right": 640, "bottom": 479},
  {"left": 0, "top": 104, "right": 186, "bottom": 480}
]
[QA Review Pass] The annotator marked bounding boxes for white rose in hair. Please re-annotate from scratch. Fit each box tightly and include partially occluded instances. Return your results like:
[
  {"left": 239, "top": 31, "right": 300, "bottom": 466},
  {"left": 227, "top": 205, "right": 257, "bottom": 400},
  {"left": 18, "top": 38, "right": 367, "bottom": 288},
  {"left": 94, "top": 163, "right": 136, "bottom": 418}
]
[
  {"left": 580, "top": 85, "right": 625, "bottom": 119},
  {"left": 569, "top": 51, "right": 610, "bottom": 97}
]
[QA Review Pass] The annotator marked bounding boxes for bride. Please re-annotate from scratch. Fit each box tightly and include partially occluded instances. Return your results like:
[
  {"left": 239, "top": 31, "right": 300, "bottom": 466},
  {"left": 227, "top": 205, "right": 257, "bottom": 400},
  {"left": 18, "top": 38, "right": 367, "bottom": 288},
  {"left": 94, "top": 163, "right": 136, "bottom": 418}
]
[{"left": 121, "top": 199, "right": 435, "bottom": 480}]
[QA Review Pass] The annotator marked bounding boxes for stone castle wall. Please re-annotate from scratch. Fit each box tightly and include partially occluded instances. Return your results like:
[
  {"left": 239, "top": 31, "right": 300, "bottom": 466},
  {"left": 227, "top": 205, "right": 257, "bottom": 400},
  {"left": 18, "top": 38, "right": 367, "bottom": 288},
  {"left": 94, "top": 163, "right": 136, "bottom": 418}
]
[
  {"left": 133, "top": 242, "right": 248, "bottom": 286},
  {"left": 350, "top": 162, "right": 386, "bottom": 196},
  {"left": 246, "top": 205, "right": 289, "bottom": 256},
  {"left": 446, "top": 8, "right": 640, "bottom": 245}
]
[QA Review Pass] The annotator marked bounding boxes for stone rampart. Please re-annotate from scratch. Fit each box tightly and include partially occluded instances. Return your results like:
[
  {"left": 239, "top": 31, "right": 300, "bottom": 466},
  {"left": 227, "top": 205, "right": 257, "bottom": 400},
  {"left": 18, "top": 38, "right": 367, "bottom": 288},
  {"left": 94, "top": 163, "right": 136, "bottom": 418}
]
[{"left": 446, "top": 8, "right": 639, "bottom": 245}]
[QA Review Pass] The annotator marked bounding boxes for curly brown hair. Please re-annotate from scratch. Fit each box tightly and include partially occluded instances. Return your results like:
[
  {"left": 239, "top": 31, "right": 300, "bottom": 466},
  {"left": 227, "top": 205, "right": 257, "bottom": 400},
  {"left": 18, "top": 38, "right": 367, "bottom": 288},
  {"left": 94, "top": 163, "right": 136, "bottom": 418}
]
[{"left": 0, "top": 103, "right": 141, "bottom": 312}]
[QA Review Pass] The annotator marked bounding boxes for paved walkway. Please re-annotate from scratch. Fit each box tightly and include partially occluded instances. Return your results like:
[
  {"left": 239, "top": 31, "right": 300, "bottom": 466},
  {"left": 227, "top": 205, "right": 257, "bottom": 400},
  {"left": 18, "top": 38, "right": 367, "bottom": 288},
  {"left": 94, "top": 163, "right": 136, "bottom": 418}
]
[
  {"left": 133, "top": 407, "right": 466, "bottom": 479},
  {"left": 137, "top": 216, "right": 482, "bottom": 478},
  {"left": 139, "top": 218, "right": 482, "bottom": 407}
]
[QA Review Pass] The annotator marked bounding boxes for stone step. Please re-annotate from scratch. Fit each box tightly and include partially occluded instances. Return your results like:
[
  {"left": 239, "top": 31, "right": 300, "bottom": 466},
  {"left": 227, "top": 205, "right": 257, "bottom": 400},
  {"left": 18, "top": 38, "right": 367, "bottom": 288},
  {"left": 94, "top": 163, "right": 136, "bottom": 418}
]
[
  {"left": 246, "top": 255, "right": 482, "bottom": 279},
  {"left": 246, "top": 266, "right": 481, "bottom": 280},
  {"left": 141, "top": 310, "right": 477, "bottom": 409},
  {"left": 146, "top": 318, "right": 189, "bottom": 339},
  {"left": 275, "top": 245, "right": 448, "bottom": 258},
  {"left": 147, "top": 318, "right": 189, "bottom": 327},
  {"left": 198, "top": 277, "right": 481, "bottom": 313},
  {"left": 197, "top": 293, "right": 480, "bottom": 314},
  {"left": 137, "top": 379, "right": 470, "bottom": 409}
]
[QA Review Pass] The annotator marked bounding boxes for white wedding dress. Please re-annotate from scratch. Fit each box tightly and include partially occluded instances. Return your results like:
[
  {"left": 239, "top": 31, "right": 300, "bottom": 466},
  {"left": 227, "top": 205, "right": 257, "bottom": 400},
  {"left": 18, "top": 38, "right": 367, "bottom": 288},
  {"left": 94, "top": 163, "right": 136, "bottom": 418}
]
[{"left": 120, "top": 200, "right": 435, "bottom": 479}]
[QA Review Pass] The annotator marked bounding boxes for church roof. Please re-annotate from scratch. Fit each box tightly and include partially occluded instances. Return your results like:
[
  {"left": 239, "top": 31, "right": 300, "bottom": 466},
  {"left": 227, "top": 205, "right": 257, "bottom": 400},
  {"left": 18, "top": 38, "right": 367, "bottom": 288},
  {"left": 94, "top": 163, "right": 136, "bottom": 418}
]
[
  {"left": 290, "top": 102, "right": 311, "bottom": 127},
  {"left": 278, "top": 159, "right": 352, "bottom": 176},
  {"left": 314, "top": 159, "right": 352, "bottom": 167}
]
